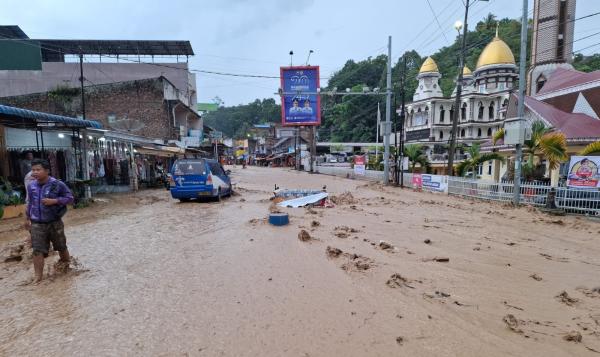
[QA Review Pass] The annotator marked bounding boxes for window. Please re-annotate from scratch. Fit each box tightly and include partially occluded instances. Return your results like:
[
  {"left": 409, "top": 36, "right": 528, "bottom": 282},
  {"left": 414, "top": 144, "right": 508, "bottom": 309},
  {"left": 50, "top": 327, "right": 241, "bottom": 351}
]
[
  {"left": 478, "top": 164, "right": 483, "bottom": 176},
  {"left": 487, "top": 161, "right": 493, "bottom": 175},
  {"left": 173, "top": 159, "right": 206, "bottom": 176},
  {"left": 478, "top": 102, "right": 484, "bottom": 120},
  {"left": 449, "top": 106, "right": 454, "bottom": 121},
  {"left": 487, "top": 128, "right": 492, "bottom": 137},
  {"left": 536, "top": 74, "right": 547, "bottom": 93},
  {"left": 499, "top": 82, "right": 505, "bottom": 91},
  {"left": 502, "top": 99, "right": 509, "bottom": 108},
  {"left": 439, "top": 131, "right": 444, "bottom": 140},
  {"left": 488, "top": 102, "right": 495, "bottom": 120},
  {"left": 460, "top": 129, "right": 465, "bottom": 137},
  {"left": 461, "top": 103, "right": 467, "bottom": 121},
  {"left": 477, "top": 128, "right": 482, "bottom": 137},
  {"left": 439, "top": 106, "right": 445, "bottom": 122},
  {"left": 209, "top": 162, "right": 225, "bottom": 176},
  {"left": 107, "top": 114, "right": 116, "bottom": 123},
  {"left": 479, "top": 84, "right": 485, "bottom": 93}
]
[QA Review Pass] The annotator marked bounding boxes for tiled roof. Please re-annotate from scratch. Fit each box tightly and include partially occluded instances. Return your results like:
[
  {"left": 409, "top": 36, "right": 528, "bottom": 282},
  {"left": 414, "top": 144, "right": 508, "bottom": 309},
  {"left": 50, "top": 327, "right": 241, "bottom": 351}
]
[
  {"left": 525, "top": 95, "right": 600, "bottom": 140},
  {"left": 537, "top": 67, "right": 600, "bottom": 96}
]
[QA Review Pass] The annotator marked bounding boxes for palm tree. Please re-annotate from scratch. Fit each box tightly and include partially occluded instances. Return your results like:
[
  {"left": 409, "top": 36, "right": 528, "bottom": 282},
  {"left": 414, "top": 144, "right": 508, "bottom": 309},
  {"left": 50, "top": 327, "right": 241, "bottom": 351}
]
[
  {"left": 579, "top": 141, "right": 600, "bottom": 156},
  {"left": 404, "top": 144, "right": 430, "bottom": 173},
  {"left": 456, "top": 142, "right": 505, "bottom": 178},
  {"left": 493, "top": 121, "right": 567, "bottom": 180}
]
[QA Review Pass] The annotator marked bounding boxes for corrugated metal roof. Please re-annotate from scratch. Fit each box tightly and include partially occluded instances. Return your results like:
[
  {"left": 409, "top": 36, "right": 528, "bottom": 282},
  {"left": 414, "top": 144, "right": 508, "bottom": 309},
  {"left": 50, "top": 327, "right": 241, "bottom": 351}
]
[{"left": 0, "top": 104, "right": 102, "bottom": 129}]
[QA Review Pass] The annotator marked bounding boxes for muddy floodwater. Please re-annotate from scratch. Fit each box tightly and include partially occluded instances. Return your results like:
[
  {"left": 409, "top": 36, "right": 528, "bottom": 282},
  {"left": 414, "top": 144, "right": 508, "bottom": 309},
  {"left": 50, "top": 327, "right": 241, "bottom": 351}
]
[{"left": 1, "top": 166, "right": 600, "bottom": 356}]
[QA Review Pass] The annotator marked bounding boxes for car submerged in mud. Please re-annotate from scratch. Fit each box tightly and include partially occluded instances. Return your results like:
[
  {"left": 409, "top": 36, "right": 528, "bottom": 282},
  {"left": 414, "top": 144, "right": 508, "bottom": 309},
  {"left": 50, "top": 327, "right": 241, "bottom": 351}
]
[{"left": 168, "top": 158, "right": 232, "bottom": 202}]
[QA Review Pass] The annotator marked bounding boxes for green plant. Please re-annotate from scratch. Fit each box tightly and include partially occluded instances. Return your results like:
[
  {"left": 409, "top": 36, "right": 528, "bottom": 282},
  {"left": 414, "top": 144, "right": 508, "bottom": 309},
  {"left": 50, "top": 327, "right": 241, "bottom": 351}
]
[
  {"left": 404, "top": 144, "right": 430, "bottom": 173},
  {"left": 456, "top": 142, "right": 505, "bottom": 178},
  {"left": 579, "top": 141, "right": 600, "bottom": 156},
  {"left": 494, "top": 121, "right": 567, "bottom": 180}
]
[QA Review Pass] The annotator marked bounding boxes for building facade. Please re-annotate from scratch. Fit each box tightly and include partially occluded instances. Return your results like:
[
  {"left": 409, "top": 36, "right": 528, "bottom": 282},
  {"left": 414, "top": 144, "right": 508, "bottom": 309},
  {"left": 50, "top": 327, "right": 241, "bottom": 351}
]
[{"left": 400, "top": 32, "right": 518, "bottom": 176}]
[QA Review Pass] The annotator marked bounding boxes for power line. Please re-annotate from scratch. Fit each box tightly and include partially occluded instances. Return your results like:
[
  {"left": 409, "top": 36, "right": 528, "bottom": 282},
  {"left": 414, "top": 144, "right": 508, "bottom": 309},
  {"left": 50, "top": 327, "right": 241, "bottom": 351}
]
[{"left": 425, "top": 0, "right": 450, "bottom": 44}]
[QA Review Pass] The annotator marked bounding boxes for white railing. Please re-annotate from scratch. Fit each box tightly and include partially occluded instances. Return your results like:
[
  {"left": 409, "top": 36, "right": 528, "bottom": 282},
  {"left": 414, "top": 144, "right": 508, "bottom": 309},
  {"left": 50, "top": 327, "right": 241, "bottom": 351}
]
[
  {"left": 555, "top": 187, "right": 600, "bottom": 216},
  {"left": 447, "top": 177, "right": 552, "bottom": 206}
]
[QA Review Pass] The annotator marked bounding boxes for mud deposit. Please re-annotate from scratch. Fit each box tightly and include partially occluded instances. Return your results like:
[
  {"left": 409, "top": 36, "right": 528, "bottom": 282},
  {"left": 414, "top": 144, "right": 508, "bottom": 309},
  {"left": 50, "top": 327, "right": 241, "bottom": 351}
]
[{"left": 1, "top": 166, "right": 600, "bottom": 356}]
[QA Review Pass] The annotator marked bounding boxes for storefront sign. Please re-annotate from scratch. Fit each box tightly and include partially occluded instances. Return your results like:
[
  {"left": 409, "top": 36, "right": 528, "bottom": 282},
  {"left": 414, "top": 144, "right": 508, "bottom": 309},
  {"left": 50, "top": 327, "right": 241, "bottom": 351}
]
[
  {"left": 354, "top": 155, "right": 366, "bottom": 175},
  {"left": 280, "top": 66, "right": 321, "bottom": 126},
  {"left": 405, "top": 128, "right": 430, "bottom": 142},
  {"left": 421, "top": 174, "right": 448, "bottom": 193},
  {"left": 567, "top": 156, "right": 600, "bottom": 188}
]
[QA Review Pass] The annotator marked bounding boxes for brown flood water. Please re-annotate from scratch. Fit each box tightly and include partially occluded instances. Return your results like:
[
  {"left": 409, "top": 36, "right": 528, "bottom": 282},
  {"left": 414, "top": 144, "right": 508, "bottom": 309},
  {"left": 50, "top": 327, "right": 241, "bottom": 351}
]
[{"left": 1, "top": 166, "right": 600, "bottom": 356}]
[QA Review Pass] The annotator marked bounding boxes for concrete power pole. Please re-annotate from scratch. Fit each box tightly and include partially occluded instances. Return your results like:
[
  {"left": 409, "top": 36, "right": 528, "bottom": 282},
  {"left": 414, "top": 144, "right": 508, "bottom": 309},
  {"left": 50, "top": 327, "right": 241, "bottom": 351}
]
[
  {"left": 513, "top": 0, "right": 529, "bottom": 205},
  {"left": 383, "top": 36, "right": 392, "bottom": 184}
]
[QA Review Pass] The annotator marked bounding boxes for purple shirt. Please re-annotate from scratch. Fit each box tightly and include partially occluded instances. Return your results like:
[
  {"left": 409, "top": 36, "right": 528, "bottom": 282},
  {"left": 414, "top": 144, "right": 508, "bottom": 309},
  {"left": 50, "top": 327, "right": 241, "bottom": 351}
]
[{"left": 26, "top": 177, "right": 74, "bottom": 223}]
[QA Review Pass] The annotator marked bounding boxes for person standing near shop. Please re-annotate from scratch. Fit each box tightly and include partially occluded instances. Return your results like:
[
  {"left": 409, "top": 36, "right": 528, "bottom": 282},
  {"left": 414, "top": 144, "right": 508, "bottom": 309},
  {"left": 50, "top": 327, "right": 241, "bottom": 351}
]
[
  {"left": 20, "top": 152, "right": 34, "bottom": 178},
  {"left": 25, "top": 159, "right": 74, "bottom": 283}
]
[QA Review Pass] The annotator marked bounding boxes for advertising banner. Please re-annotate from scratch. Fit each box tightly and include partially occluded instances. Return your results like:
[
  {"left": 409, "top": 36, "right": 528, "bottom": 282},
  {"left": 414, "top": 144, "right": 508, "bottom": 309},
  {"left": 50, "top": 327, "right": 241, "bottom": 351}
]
[
  {"left": 567, "top": 156, "right": 600, "bottom": 188},
  {"left": 421, "top": 174, "right": 448, "bottom": 193},
  {"left": 412, "top": 173, "right": 422, "bottom": 189},
  {"left": 280, "top": 66, "right": 321, "bottom": 126},
  {"left": 354, "top": 155, "right": 366, "bottom": 175}
]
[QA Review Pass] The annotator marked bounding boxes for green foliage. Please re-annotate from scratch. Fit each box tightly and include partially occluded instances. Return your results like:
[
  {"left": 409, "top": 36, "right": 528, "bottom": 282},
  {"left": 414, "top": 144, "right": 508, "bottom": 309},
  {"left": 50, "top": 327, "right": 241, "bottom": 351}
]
[
  {"left": 573, "top": 54, "right": 600, "bottom": 73},
  {"left": 404, "top": 144, "right": 430, "bottom": 173},
  {"left": 579, "top": 141, "right": 600, "bottom": 156},
  {"left": 202, "top": 98, "right": 281, "bottom": 138},
  {"left": 455, "top": 142, "right": 505, "bottom": 178}
]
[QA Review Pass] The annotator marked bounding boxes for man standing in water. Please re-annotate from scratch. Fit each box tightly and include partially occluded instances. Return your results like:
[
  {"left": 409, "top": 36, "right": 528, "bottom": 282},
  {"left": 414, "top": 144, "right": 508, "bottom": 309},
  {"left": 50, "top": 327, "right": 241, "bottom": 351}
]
[{"left": 25, "top": 159, "right": 74, "bottom": 282}]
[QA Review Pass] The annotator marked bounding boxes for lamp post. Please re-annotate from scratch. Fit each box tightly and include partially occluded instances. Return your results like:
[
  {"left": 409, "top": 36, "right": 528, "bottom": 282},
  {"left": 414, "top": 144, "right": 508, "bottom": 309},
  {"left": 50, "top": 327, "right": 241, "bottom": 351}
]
[{"left": 446, "top": 0, "right": 487, "bottom": 176}]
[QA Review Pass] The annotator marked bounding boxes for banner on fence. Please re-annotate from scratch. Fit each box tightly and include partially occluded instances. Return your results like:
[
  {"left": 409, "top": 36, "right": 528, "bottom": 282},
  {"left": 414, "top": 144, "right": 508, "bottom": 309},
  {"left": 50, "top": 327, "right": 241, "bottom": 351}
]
[
  {"left": 412, "top": 173, "right": 422, "bottom": 189},
  {"left": 421, "top": 174, "right": 448, "bottom": 193},
  {"left": 567, "top": 156, "right": 600, "bottom": 188},
  {"left": 354, "top": 155, "right": 366, "bottom": 175}
]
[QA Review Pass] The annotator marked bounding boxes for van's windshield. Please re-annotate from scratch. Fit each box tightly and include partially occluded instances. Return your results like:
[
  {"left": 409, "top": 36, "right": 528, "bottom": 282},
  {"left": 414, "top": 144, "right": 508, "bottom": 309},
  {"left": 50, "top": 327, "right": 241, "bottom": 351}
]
[{"left": 173, "top": 160, "right": 206, "bottom": 176}]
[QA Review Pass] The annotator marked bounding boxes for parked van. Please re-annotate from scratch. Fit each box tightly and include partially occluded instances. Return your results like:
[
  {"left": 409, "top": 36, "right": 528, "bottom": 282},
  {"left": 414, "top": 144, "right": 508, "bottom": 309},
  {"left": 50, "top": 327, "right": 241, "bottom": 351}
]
[{"left": 169, "top": 158, "right": 232, "bottom": 202}]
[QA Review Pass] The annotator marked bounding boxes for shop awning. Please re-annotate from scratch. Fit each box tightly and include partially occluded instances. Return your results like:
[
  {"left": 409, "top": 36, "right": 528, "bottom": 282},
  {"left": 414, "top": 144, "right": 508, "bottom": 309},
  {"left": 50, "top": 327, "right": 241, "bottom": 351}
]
[{"left": 0, "top": 104, "right": 102, "bottom": 129}]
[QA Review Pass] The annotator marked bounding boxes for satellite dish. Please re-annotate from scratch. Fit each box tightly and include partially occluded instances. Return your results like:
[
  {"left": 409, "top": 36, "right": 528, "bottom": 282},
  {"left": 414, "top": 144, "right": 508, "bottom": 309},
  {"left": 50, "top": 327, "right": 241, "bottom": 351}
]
[{"left": 110, "top": 118, "right": 145, "bottom": 132}]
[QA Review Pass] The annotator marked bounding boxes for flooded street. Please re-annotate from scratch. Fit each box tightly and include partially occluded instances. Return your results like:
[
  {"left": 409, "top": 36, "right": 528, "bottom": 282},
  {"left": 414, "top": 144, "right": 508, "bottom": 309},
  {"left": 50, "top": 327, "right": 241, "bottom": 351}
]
[{"left": 2, "top": 166, "right": 600, "bottom": 356}]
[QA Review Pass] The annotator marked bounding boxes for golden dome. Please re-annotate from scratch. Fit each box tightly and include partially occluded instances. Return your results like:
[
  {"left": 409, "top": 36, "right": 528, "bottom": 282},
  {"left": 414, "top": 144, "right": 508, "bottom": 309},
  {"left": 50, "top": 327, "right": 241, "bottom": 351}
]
[
  {"left": 476, "top": 36, "right": 515, "bottom": 69},
  {"left": 419, "top": 57, "right": 439, "bottom": 74},
  {"left": 463, "top": 66, "right": 472, "bottom": 75}
]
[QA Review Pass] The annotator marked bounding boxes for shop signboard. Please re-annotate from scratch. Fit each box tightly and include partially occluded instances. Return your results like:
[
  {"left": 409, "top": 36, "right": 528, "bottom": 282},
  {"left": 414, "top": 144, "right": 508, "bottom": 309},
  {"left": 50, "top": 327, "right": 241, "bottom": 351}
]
[
  {"left": 280, "top": 66, "right": 321, "bottom": 126},
  {"left": 354, "top": 155, "right": 366, "bottom": 175},
  {"left": 567, "top": 156, "right": 600, "bottom": 188},
  {"left": 405, "top": 128, "right": 430, "bottom": 142},
  {"left": 421, "top": 174, "right": 448, "bottom": 193}
]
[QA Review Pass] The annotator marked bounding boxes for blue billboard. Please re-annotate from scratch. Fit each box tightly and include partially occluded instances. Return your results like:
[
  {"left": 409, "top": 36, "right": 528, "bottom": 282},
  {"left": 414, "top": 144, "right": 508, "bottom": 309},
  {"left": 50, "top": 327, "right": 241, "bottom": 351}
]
[{"left": 280, "top": 66, "right": 321, "bottom": 126}]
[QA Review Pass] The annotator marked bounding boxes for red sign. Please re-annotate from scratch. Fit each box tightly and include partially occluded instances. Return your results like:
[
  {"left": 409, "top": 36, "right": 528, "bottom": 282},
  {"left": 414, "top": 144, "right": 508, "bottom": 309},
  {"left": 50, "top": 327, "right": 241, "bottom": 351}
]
[
  {"left": 412, "top": 174, "right": 422, "bottom": 189},
  {"left": 354, "top": 155, "right": 366, "bottom": 165}
]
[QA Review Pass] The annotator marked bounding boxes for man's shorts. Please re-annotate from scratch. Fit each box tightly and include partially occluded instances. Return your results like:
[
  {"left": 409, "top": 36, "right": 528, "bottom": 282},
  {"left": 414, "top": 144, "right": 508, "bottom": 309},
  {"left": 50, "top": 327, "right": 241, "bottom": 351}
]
[{"left": 31, "top": 220, "right": 67, "bottom": 256}]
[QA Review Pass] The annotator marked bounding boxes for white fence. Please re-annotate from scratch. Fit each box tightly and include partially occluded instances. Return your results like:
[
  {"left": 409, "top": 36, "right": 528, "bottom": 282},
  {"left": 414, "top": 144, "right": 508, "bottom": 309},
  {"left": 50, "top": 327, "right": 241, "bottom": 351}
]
[
  {"left": 555, "top": 187, "right": 600, "bottom": 215},
  {"left": 447, "top": 177, "right": 552, "bottom": 207}
]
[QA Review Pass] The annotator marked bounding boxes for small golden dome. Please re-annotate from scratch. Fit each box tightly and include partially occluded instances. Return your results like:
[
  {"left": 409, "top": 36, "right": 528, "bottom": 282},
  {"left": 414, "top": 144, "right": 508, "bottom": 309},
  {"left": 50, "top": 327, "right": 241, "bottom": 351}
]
[
  {"left": 476, "top": 36, "right": 515, "bottom": 69},
  {"left": 419, "top": 57, "right": 439, "bottom": 74},
  {"left": 463, "top": 66, "right": 472, "bottom": 75}
]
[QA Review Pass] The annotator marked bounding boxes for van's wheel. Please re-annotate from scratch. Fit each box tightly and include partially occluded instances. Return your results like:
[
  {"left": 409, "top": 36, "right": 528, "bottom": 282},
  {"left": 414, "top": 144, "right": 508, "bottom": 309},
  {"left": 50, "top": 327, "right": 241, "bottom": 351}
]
[
  {"left": 179, "top": 198, "right": 191, "bottom": 203},
  {"left": 216, "top": 188, "right": 222, "bottom": 202}
]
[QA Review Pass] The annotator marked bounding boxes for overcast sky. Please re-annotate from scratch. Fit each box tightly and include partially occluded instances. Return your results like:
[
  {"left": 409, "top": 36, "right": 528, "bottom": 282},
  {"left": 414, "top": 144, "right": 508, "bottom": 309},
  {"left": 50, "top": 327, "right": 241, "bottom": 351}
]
[{"left": 2, "top": 0, "right": 598, "bottom": 105}]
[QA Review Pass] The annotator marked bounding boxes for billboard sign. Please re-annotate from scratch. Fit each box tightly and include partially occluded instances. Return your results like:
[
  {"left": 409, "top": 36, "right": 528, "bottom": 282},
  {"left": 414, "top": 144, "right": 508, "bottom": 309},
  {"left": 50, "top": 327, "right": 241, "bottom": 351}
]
[
  {"left": 405, "top": 128, "right": 430, "bottom": 142},
  {"left": 567, "top": 156, "right": 600, "bottom": 188},
  {"left": 280, "top": 66, "right": 321, "bottom": 126}
]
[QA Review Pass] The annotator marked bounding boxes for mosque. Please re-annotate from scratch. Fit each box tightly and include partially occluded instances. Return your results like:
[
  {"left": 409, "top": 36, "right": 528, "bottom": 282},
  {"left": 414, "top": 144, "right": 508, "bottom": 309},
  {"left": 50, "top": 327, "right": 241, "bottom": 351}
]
[{"left": 400, "top": 0, "right": 600, "bottom": 184}]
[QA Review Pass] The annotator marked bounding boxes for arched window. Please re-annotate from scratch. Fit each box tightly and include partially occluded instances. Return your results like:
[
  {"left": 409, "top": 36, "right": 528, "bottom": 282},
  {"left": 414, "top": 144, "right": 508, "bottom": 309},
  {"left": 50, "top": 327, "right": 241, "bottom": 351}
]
[
  {"left": 449, "top": 105, "right": 454, "bottom": 121},
  {"left": 461, "top": 103, "right": 467, "bottom": 121},
  {"left": 488, "top": 102, "right": 495, "bottom": 120},
  {"left": 536, "top": 74, "right": 547, "bottom": 93},
  {"left": 477, "top": 128, "right": 482, "bottom": 137},
  {"left": 439, "top": 106, "right": 445, "bottom": 123},
  {"left": 460, "top": 129, "right": 465, "bottom": 137},
  {"left": 439, "top": 131, "right": 444, "bottom": 140},
  {"left": 502, "top": 99, "right": 509, "bottom": 107},
  {"left": 478, "top": 102, "right": 484, "bottom": 120},
  {"left": 425, "top": 106, "right": 429, "bottom": 125},
  {"left": 410, "top": 109, "right": 414, "bottom": 126},
  {"left": 487, "top": 128, "right": 492, "bottom": 137}
]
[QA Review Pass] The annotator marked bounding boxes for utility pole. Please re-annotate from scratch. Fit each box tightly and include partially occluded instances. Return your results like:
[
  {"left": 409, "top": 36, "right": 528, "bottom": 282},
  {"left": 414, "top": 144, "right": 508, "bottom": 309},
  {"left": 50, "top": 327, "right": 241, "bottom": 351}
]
[
  {"left": 383, "top": 35, "right": 392, "bottom": 184},
  {"left": 310, "top": 126, "right": 316, "bottom": 173},
  {"left": 447, "top": 0, "right": 471, "bottom": 176},
  {"left": 399, "top": 55, "right": 407, "bottom": 188},
  {"left": 79, "top": 52, "right": 86, "bottom": 119},
  {"left": 513, "top": 0, "right": 529, "bottom": 205},
  {"left": 394, "top": 95, "right": 398, "bottom": 185}
]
